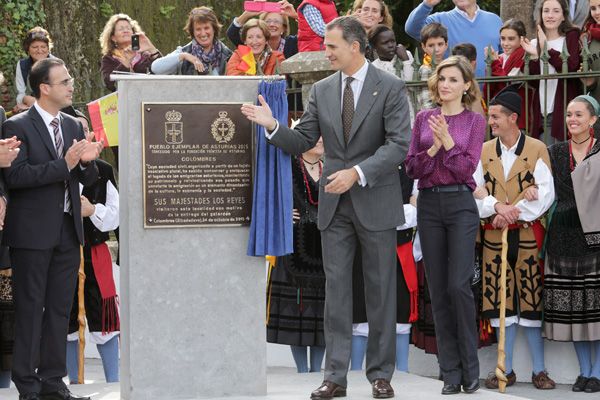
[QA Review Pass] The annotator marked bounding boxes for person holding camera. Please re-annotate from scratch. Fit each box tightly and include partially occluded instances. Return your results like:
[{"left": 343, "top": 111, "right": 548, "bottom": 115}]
[{"left": 99, "top": 13, "right": 160, "bottom": 92}]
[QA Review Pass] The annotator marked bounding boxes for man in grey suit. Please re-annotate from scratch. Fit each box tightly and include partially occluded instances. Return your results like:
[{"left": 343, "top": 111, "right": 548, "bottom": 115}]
[{"left": 242, "top": 16, "right": 411, "bottom": 400}]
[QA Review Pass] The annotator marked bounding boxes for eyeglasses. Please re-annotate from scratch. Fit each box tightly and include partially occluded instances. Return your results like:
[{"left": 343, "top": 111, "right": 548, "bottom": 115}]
[
  {"left": 264, "top": 19, "right": 283, "bottom": 25},
  {"left": 44, "top": 77, "right": 75, "bottom": 87}
]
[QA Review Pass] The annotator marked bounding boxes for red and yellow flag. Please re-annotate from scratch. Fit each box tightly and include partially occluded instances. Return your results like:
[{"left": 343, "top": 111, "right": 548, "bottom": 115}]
[
  {"left": 236, "top": 45, "right": 256, "bottom": 75},
  {"left": 87, "top": 92, "right": 119, "bottom": 147}
]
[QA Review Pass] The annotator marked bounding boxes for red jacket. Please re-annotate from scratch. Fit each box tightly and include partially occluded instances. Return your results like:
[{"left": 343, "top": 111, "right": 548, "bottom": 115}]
[
  {"left": 297, "top": 0, "right": 338, "bottom": 52},
  {"left": 484, "top": 47, "right": 534, "bottom": 132}
]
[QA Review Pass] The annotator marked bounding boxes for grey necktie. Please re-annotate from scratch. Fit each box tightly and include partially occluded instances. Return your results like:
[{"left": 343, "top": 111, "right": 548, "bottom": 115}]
[
  {"left": 50, "top": 118, "right": 71, "bottom": 213},
  {"left": 342, "top": 76, "right": 355, "bottom": 144}
]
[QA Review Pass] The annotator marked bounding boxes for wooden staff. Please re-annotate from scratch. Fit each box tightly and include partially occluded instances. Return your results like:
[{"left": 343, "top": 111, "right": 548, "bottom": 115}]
[
  {"left": 494, "top": 227, "right": 509, "bottom": 393},
  {"left": 77, "top": 246, "right": 86, "bottom": 384}
]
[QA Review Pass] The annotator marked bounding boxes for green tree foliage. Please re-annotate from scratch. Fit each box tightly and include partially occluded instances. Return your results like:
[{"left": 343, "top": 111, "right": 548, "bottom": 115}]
[{"left": 0, "top": 0, "right": 46, "bottom": 109}]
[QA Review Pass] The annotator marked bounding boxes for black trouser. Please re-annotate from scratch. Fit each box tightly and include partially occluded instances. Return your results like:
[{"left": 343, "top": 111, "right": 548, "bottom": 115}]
[
  {"left": 417, "top": 188, "right": 480, "bottom": 385},
  {"left": 11, "top": 214, "right": 80, "bottom": 395}
]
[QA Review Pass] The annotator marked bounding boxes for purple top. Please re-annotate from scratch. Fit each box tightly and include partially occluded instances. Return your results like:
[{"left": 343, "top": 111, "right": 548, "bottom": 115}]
[{"left": 405, "top": 108, "right": 486, "bottom": 190}]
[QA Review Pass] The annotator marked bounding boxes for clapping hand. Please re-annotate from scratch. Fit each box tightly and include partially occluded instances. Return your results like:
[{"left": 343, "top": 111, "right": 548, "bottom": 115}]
[
  {"left": 536, "top": 25, "right": 547, "bottom": 53},
  {"left": 521, "top": 37, "right": 538, "bottom": 58},
  {"left": 65, "top": 139, "right": 103, "bottom": 170},
  {"left": 428, "top": 114, "right": 454, "bottom": 150},
  {"left": 0, "top": 136, "right": 21, "bottom": 167},
  {"left": 484, "top": 46, "right": 499, "bottom": 62},
  {"left": 241, "top": 95, "right": 278, "bottom": 131}
]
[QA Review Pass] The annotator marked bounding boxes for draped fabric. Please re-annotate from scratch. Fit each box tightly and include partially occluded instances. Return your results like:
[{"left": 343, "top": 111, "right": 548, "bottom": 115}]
[{"left": 247, "top": 80, "right": 293, "bottom": 256}]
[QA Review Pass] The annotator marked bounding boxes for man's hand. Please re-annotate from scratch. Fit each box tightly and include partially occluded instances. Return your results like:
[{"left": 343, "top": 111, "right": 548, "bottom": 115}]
[
  {"left": 0, "top": 136, "right": 21, "bottom": 167},
  {"left": 241, "top": 95, "right": 277, "bottom": 131},
  {"left": 79, "top": 140, "right": 103, "bottom": 164},
  {"left": 424, "top": 0, "right": 442, "bottom": 7},
  {"left": 81, "top": 195, "right": 95, "bottom": 217},
  {"left": 65, "top": 139, "right": 103, "bottom": 170},
  {"left": 523, "top": 185, "right": 539, "bottom": 201},
  {"left": 494, "top": 202, "right": 520, "bottom": 225},
  {"left": 324, "top": 168, "right": 359, "bottom": 194},
  {"left": 492, "top": 214, "right": 508, "bottom": 229},
  {"left": 292, "top": 208, "right": 300, "bottom": 223}
]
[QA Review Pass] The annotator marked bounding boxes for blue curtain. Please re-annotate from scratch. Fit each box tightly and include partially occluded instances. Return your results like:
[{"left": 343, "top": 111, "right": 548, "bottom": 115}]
[{"left": 247, "top": 80, "right": 293, "bottom": 257}]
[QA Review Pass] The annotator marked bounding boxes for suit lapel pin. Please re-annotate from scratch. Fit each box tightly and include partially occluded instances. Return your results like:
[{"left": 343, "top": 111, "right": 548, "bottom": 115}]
[{"left": 373, "top": 91, "right": 378, "bottom": 96}]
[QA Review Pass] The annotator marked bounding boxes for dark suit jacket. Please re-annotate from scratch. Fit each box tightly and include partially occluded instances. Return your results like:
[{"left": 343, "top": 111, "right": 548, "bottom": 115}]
[
  {"left": 0, "top": 107, "right": 6, "bottom": 199},
  {"left": 2, "top": 106, "right": 98, "bottom": 249},
  {"left": 270, "top": 64, "right": 411, "bottom": 231}
]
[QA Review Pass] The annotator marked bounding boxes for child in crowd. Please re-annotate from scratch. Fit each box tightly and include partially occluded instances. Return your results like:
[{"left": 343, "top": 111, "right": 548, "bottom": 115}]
[
  {"left": 368, "top": 25, "right": 414, "bottom": 122},
  {"left": 296, "top": 0, "right": 338, "bottom": 52},
  {"left": 451, "top": 43, "right": 486, "bottom": 117},
  {"left": 484, "top": 19, "right": 533, "bottom": 131},
  {"left": 416, "top": 22, "right": 448, "bottom": 111},
  {"left": 522, "top": 0, "right": 582, "bottom": 143}
]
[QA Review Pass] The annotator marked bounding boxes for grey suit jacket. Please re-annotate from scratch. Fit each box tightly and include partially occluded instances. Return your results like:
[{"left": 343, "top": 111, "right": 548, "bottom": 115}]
[{"left": 270, "top": 63, "right": 411, "bottom": 231}]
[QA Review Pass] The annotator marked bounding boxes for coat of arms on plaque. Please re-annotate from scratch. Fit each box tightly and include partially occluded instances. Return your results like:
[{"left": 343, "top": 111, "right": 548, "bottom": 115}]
[
  {"left": 211, "top": 111, "right": 235, "bottom": 143},
  {"left": 164, "top": 110, "right": 183, "bottom": 144}
]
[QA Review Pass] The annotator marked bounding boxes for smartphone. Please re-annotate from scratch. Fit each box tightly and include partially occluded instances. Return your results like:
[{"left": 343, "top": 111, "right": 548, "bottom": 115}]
[
  {"left": 131, "top": 34, "right": 140, "bottom": 51},
  {"left": 244, "top": 1, "right": 281, "bottom": 13}
]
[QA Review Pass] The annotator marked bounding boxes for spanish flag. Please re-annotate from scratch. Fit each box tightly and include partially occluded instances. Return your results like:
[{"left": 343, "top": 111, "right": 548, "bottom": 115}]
[
  {"left": 236, "top": 45, "right": 256, "bottom": 75},
  {"left": 87, "top": 92, "right": 119, "bottom": 147}
]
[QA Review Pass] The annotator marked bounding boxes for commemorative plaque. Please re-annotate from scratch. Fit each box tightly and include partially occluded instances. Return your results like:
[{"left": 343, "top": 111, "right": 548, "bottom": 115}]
[{"left": 142, "top": 103, "right": 253, "bottom": 228}]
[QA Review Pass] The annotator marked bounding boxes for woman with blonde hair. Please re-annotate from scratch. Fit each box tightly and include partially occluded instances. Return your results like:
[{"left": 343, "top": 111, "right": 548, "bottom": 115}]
[
  {"left": 151, "top": 6, "right": 232, "bottom": 76},
  {"left": 226, "top": 0, "right": 299, "bottom": 59},
  {"left": 406, "top": 56, "right": 486, "bottom": 395},
  {"left": 226, "top": 19, "right": 285, "bottom": 76},
  {"left": 99, "top": 13, "right": 159, "bottom": 92}
]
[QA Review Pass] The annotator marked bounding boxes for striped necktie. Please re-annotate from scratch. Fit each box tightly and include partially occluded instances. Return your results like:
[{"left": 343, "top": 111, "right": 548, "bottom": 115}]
[{"left": 50, "top": 118, "right": 71, "bottom": 213}]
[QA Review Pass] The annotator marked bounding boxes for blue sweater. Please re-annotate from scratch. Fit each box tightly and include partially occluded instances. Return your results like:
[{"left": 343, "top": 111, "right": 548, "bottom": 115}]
[{"left": 405, "top": 2, "right": 502, "bottom": 77}]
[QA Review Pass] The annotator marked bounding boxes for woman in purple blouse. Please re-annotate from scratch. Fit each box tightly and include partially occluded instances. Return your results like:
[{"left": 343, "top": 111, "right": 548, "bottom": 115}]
[{"left": 405, "top": 56, "right": 486, "bottom": 395}]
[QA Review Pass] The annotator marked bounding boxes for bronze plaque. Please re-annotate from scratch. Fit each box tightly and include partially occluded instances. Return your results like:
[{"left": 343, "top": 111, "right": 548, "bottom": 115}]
[{"left": 142, "top": 103, "right": 253, "bottom": 228}]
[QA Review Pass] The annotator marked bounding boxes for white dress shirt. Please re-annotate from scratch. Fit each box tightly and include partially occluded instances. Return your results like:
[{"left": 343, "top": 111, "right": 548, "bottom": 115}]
[
  {"left": 266, "top": 59, "right": 370, "bottom": 186},
  {"left": 473, "top": 135, "right": 555, "bottom": 222},
  {"left": 33, "top": 102, "right": 72, "bottom": 213}
]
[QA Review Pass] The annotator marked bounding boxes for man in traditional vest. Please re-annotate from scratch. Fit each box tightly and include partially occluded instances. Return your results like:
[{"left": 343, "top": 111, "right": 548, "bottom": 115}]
[{"left": 473, "top": 88, "right": 557, "bottom": 390}]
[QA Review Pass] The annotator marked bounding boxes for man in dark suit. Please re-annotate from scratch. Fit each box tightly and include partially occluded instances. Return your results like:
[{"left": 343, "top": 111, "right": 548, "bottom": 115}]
[
  {"left": 242, "top": 16, "right": 411, "bottom": 400},
  {"left": 2, "top": 58, "right": 102, "bottom": 400}
]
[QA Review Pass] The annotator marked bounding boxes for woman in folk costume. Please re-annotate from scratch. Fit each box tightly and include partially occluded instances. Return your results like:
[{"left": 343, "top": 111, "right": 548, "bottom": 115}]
[
  {"left": 581, "top": 0, "right": 600, "bottom": 139},
  {"left": 350, "top": 164, "right": 418, "bottom": 373},
  {"left": 544, "top": 95, "right": 600, "bottom": 393},
  {"left": 266, "top": 139, "right": 326, "bottom": 373},
  {"left": 65, "top": 111, "right": 120, "bottom": 383}
]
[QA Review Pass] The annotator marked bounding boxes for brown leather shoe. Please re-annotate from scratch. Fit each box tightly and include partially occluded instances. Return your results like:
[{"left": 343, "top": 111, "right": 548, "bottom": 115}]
[
  {"left": 372, "top": 379, "right": 394, "bottom": 399},
  {"left": 532, "top": 371, "right": 556, "bottom": 390},
  {"left": 484, "top": 371, "right": 516, "bottom": 389},
  {"left": 310, "top": 381, "right": 347, "bottom": 399}
]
